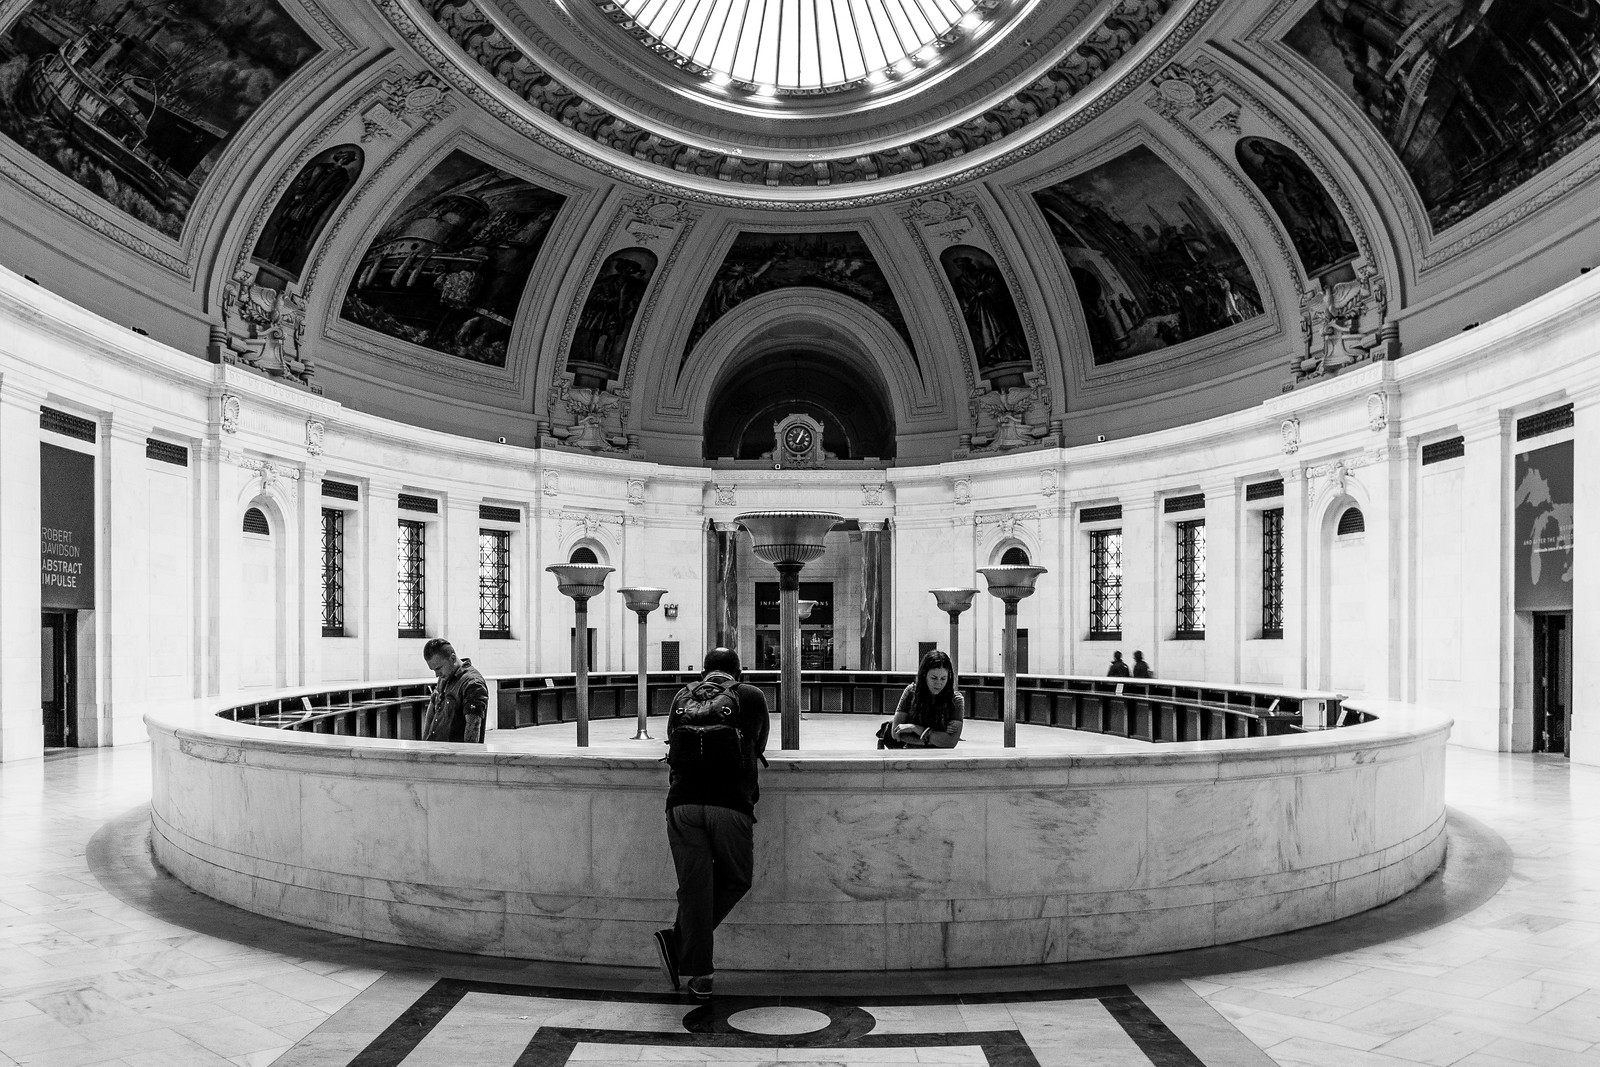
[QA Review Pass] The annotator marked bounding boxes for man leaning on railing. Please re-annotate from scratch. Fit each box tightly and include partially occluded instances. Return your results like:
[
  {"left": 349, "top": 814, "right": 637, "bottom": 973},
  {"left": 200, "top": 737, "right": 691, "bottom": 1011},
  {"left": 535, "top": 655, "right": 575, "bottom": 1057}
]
[{"left": 421, "top": 638, "right": 488, "bottom": 743}]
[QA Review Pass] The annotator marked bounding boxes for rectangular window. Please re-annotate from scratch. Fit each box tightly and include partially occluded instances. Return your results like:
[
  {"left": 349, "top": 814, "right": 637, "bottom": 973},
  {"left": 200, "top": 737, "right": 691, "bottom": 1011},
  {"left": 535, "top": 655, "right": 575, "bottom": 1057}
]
[
  {"left": 479, "top": 529, "right": 511, "bottom": 638},
  {"left": 1261, "top": 508, "right": 1284, "bottom": 639},
  {"left": 1176, "top": 519, "right": 1206, "bottom": 637},
  {"left": 321, "top": 508, "right": 345, "bottom": 636},
  {"left": 397, "top": 519, "right": 426, "bottom": 638},
  {"left": 1089, "top": 529, "right": 1123, "bottom": 638}
]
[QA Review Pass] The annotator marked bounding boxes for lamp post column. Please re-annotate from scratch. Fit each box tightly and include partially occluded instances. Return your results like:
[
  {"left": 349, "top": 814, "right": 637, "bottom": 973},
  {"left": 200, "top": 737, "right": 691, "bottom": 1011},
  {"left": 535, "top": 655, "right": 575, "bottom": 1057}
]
[
  {"left": 930, "top": 589, "right": 978, "bottom": 686},
  {"left": 977, "top": 566, "right": 1046, "bottom": 748},
  {"left": 779, "top": 563, "right": 803, "bottom": 748},
  {"left": 546, "top": 564, "right": 614, "bottom": 748},
  {"left": 619, "top": 587, "right": 667, "bottom": 740}
]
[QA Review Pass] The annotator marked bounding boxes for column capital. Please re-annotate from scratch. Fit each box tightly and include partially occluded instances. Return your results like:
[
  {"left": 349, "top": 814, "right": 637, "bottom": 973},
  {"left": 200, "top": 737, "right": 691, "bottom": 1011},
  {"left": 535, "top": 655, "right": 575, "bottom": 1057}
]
[
  {"left": 859, "top": 520, "right": 886, "bottom": 533},
  {"left": 713, "top": 521, "right": 740, "bottom": 534}
]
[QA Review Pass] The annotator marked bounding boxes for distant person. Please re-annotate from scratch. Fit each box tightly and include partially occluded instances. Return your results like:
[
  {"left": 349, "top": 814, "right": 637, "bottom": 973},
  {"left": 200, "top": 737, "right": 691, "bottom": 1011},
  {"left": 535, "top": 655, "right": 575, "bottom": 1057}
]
[
  {"left": 888, "top": 649, "right": 965, "bottom": 748},
  {"left": 1107, "top": 651, "right": 1131, "bottom": 678},
  {"left": 1132, "top": 651, "right": 1152, "bottom": 678},
  {"left": 420, "top": 639, "right": 487, "bottom": 743},
  {"left": 655, "top": 647, "right": 769, "bottom": 1000}
]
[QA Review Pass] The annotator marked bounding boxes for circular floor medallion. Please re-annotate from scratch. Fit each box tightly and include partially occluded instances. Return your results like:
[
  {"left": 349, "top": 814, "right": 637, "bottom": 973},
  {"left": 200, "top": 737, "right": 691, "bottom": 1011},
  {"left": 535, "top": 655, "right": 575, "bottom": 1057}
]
[{"left": 727, "top": 1006, "right": 833, "bottom": 1034}]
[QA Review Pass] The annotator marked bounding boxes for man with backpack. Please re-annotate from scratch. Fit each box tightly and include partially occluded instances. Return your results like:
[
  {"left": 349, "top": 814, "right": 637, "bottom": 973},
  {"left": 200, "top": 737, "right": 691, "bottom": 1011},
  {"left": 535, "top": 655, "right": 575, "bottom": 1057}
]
[{"left": 654, "top": 647, "right": 769, "bottom": 1000}]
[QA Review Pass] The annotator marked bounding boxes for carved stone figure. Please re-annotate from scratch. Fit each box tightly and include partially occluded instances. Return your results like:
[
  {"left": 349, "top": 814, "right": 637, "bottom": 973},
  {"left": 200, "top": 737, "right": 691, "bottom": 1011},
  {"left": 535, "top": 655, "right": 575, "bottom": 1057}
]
[
  {"left": 969, "top": 380, "right": 1051, "bottom": 452},
  {"left": 1281, "top": 416, "right": 1300, "bottom": 455},
  {"left": 550, "top": 382, "right": 628, "bottom": 452},
  {"left": 1297, "top": 268, "right": 1388, "bottom": 380},
  {"left": 218, "top": 271, "right": 314, "bottom": 387}
]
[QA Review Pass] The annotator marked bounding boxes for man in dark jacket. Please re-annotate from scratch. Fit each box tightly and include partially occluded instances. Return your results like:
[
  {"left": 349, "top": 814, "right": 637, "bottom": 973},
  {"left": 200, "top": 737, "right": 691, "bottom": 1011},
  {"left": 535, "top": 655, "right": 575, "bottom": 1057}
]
[
  {"left": 421, "top": 639, "right": 488, "bottom": 743},
  {"left": 1107, "top": 651, "right": 1131, "bottom": 677},
  {"left": 654, "top": 647, "right": 769, "bottom": 1000}
]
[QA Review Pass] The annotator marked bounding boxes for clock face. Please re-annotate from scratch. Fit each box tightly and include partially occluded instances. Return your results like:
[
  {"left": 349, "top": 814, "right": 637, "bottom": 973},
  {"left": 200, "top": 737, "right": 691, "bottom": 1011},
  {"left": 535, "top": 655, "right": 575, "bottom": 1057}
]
[{"left": 784, "top": 424, "right": 813, "bottom": 453}]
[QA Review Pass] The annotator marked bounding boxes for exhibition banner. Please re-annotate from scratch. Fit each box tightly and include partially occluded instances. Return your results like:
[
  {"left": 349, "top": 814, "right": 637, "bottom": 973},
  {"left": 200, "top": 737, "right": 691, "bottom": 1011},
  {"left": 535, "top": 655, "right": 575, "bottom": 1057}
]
[
  {"left": 40, "top": 444, "right": 95, "bottom": 610},
  {"left": 1514, "top": 440, "right": 1574, "bottom": 611}
]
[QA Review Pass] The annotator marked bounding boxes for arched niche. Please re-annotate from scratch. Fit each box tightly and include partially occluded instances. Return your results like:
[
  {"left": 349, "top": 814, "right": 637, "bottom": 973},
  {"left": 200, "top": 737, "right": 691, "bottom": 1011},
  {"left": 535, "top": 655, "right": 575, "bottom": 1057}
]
[
  {"left": 703, "top": 348, "right": 895, "bottom": 461},
  {"left": 1234, "top": 137, "right": 1357, "bottom": 280},
  {"left": 252, "top": 144, "right": 365, "bottom": 290}
]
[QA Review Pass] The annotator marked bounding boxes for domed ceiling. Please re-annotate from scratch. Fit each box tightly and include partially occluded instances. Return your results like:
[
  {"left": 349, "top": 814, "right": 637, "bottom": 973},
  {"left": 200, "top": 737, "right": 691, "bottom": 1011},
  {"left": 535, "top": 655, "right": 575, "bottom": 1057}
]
[{"left": 0, "top": 0, "right": 1597, "bottom": 464}]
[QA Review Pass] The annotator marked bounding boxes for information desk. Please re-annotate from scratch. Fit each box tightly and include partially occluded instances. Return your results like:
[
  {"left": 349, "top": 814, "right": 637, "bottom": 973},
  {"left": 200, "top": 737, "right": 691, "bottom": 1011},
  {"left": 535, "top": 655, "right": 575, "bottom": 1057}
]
[{"left": 148, "top": 679, "right": 1449, "bottom": 970}]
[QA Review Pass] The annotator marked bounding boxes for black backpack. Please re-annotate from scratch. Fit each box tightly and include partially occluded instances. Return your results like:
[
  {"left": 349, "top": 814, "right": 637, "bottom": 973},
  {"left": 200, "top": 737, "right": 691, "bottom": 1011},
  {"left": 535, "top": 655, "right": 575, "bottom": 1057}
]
[{"left": 667, "top": 672, "right": 765, "bottom": 780}]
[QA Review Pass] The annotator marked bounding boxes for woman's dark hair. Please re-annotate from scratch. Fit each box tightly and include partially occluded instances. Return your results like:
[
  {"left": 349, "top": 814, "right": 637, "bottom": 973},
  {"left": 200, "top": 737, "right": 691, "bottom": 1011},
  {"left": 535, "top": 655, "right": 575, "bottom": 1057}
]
[{"left": 908, "top": 649, "right": 957, "bottom": 729}]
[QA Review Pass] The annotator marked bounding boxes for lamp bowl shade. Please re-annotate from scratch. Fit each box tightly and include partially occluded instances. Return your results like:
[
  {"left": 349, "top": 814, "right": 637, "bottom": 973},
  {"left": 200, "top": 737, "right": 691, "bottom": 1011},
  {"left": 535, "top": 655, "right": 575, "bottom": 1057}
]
[
  {"left": 976, "top": 565, "right": 1048, "bottom": 602},
  {"left": 796, "top": 599, "right": 819, "bottom": 621},
  {"left": 619, "top": 586, "right": 668, "bottom": 614},
  {"left": 546, "top": 563, "right": 615, "bottom": 600},
  {"left": 734, "top": 511, "right": 843, "bottom": 566},
  {"left": 930, "top": 587, "right": 979, "bottom": 614}
]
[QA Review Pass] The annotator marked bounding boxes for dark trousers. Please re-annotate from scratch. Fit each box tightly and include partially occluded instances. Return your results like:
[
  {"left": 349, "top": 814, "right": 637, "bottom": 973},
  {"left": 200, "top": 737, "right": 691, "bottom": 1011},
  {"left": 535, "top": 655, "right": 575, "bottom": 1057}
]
[{"left": 666, "top": 804, "right": 754, "bottom": 977}]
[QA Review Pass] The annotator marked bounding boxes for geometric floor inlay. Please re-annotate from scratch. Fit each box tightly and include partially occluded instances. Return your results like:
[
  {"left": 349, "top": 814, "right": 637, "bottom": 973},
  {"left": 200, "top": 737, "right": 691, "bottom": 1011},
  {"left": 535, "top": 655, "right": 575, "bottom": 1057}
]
[{"left": 341, "top": 981, "right": 1204, "bottom": 1066}]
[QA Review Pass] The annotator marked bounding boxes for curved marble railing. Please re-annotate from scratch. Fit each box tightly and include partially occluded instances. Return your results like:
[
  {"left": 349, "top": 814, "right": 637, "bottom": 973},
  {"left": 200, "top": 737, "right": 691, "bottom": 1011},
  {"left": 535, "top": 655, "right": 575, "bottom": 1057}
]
[{"left": 149, "top": 680, "right": 1447, "bottom": 970}]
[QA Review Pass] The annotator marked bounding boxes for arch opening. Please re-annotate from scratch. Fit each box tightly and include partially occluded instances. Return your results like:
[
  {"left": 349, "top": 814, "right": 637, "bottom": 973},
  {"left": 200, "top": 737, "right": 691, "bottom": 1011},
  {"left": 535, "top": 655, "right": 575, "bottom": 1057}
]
[{"left": 704, "top": 348, "right": 896, "bottom": 461}]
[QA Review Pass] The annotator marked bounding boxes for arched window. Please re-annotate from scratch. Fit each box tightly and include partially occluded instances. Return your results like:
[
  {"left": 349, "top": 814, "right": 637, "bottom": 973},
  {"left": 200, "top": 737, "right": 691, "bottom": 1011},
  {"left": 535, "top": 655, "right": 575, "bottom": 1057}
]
[
  {"left": 242, "top": 507, "right": 270, "bottom": 535},
  {"left": 570, "top": 546, "right": 599, "bottom": 564},
  {"left": 1000, "top": 546, "right": 1030, "bottom": 565},
  {"left": 1337, "top": 507, "right": 1365, "bottom": 536}
]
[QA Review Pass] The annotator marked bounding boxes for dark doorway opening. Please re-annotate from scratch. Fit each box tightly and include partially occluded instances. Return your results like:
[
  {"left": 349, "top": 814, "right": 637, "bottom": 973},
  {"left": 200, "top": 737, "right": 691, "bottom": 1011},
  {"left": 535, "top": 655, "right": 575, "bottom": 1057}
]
[
  {"left": 42, "top": 612, "right": 76, "bottom": 748},
  {"left": 1533, "top": 612, "right": 1571, "bottom": 756}
]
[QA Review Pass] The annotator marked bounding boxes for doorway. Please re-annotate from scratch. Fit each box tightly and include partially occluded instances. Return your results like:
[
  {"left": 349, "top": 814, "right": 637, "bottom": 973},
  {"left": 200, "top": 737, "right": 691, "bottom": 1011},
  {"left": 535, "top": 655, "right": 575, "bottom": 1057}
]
[
  {"left": 41, "top": 612, "right": 76, "bottom": 748},
  {"left": 1533, "top": 612, "right": 1571, "bottom": 756}
]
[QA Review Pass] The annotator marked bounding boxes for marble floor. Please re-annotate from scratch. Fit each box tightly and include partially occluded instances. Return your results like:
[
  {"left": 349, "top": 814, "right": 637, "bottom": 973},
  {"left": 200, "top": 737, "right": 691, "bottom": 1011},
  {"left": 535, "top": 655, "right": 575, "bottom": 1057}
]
[{"left": 0, "top": 742, "right": 1594, "bottom": 1066}]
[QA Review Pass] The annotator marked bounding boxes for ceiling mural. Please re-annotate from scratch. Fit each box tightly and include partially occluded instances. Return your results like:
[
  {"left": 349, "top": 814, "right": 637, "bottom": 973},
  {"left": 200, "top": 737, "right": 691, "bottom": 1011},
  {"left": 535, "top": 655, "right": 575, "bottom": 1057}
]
[
  {"left": 566, "top": 246, "right": 658, "bottom": 388},
  {"left": 938, "top": 245, "right": 1031, "bottom": 382},
  {"left": 0, "top": 0, "right": 319, "bottom": 237},
  {"left": 1033, "top": 145, "right": 1265, "bottom": 365},
  {"left": 1283, "top": 0, "right": 1600, "bottom": 232},
  {"left": 680, "top": 231, "right": 915, "bottom": 366},
  {"left": 251, "top": 143, "right": 362, "bottom": 287},
  {"left": 1235, "top": 136, "right": 1357, "bottom": 278},
  {"left": 339, "top": 150, "right": 566, "bottom": 366}
]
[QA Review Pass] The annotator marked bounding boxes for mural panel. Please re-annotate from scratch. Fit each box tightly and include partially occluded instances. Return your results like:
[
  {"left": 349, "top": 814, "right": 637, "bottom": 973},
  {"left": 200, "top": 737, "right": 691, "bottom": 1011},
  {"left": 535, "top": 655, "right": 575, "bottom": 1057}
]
[
  {"left": 252, "top": 143, "right": 363, "bottom": 284},
  {"left": 566, "top": 247, "right": 657, "bottom": 386},
  {"left": 939, "top": 245, "right": 1031, "bottom": 378},
  {"left": 1284, "top": 0, "right": 1600, "bottom": 231},
  {"left": 1236, "top": 137, "right": 1357, "bottom": 277},
  {"left": 1033, "top": 146, "right": 1264, "bottom": 365},
  {"left": 0, "top": 0, "right": 319, "bottom": 238},
  {"left": 340, "top": 150, "right": 566, "bottom": 366},
  {"left": 683, "top": 231, "right": 914, "bottom": 358}
]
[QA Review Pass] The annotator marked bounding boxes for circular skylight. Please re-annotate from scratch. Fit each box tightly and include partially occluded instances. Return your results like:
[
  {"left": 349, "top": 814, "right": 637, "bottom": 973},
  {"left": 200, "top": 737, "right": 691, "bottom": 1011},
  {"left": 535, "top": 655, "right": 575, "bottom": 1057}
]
[{"left": 600, "top": 0, "right": 998, "bottom": 94}]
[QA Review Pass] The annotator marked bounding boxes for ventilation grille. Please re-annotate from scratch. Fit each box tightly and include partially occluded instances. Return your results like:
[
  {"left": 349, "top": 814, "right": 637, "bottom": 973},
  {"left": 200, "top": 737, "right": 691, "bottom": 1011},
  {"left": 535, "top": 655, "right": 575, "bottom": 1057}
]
[
  {"left": 242, "top": 508, "right": 270, "bottom": 535},
  {"left": 1245, "top": 479, "right": 1283, "bottom": 501},
  {"left": 145, "top": 438, "right": 187, "bottom": 466},
  {"left": 1421, "top": 436, "right": 1465, "bottom": 465},
  {"left": 40, "top": 407, "right": 96, "bottom": 442},
  {"left": 1079, "top": 504, "right": 1122, "bottom": 524},
  {"left": 1518, "top": 404, "right": 1574, "bottom": 441},
  {"left": 661, "top": 640, "right": 680, "bottom": 672},
  {"left": 398, "top": 493, "right": 438, "bottom": 514},
  {"left": 999, "top": 546, "right": 1030, "bottom": 565},
  {"left": 480, "top": 504, "right": 521, "bottom": 523},
  {"left": 570, "top": 546, "right": 599, "bottom": 564},
  {"left": 1164, "top": 492, "right": 1205, "bottom": 513},
  {"left": 1337, "top": 507, "right": 1366, "bottom": 535},
  {"left": 322, "top": 479, "right": 359, "bottom": 501}
]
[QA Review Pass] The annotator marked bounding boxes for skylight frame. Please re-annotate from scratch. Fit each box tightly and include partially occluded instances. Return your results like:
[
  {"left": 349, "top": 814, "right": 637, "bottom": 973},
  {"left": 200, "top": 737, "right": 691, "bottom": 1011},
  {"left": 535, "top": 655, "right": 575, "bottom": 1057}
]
[{"left": 598, "top": 0, "right": 1001, "bottom": 96}]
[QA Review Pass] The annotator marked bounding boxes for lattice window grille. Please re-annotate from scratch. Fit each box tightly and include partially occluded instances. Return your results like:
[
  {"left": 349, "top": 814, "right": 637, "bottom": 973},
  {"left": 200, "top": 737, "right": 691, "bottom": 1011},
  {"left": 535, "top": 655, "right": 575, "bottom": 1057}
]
[
  {"left": 1176, "top": 519, "right": 1206, "bottom": 636},
  {"left": 322, "top": 509, "right": 345, "bottom": 637},
  {"left": 1517, "top": 404, "right": 1574, "bottom": 441},
  {"left": 1337, "top": 507, "right": 1366, "bottom": 536},
  {"left": 397, "top": 520, "right": 426, "bottom": 637},
  {"left": 1261, "top": 508, "right": 1283, "bottom": 639},
  {"left": 1079, "top": 504, "right": 1122, "bottom": 524},
  {"left": 322, "top": 479, "right": 359, "bottom": 501},
  {"left": 479, "top": 529, "right": 511, "bottom": 637},
  {"left": 1245, "top": 479, "right": 1283, "bottom": 501},
  {"left": 145, "top": 438, "right": 188, "bottom": 466},
  {"left": 398, "top": 493, "right": 438, "bottom": 514},
  {"left": 242, "top": 508, "right": 270, "bottom": 536},
  {"left": 1421, "top": 436, "right": 1465, "bottom": 465},
  {"left": 1164, "top": 492, "right": 1205, "bottom": 514},
  {"left": 1089, "top": 529, "right": 1123, "bottom": 636},
  {"left": 480, "top": 504, "right": 522, "bottom": 523},
  {"left": 40, "top": 406, "right": 97, "bottom": 442}
]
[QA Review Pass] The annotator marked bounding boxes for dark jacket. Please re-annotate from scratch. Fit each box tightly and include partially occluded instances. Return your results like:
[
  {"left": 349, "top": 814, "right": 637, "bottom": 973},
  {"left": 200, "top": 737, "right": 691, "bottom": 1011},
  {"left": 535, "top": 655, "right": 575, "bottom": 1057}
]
[
  {"left": 1132, "top": 659, "right": 1152, "bottom": 678},
  {"left": 422, "top": 659, "right": 488, "bottom": 742},
  {"left": 1107, "top": 660, "right": 1131, "bottom": 678},
  {"left": 664, "top": 677, "right": 769, "bottom": 819}
]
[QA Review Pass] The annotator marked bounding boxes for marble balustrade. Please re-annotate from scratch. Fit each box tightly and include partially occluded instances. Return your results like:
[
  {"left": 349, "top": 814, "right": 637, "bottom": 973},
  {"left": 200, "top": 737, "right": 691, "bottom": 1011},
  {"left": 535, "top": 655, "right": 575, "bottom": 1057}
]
[{"left": 146, "top": 688, "right": 1450, "bottom": 969}]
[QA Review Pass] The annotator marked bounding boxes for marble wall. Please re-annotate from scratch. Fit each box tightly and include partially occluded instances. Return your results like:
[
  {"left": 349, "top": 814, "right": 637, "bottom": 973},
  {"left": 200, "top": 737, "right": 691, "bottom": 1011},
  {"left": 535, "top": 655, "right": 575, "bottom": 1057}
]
[
  {"left": 147, "top": 696, "right": 1451, "bottom": 969},
  {"left": 3, "top": 262, "right": 1600, "bottom": 761}
]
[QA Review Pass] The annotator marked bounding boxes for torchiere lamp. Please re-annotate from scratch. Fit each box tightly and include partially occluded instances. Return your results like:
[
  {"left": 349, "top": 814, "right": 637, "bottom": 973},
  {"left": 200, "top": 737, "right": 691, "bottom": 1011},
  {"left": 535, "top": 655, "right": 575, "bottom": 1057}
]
[
  {"left": 619, "top": 586, "right": 667, "bottom": 740},
  {"left": 929, "top": 588, "right": 978, "bottom": 684},
  {"left": 976, "top": 565, "right": 1047, "bottom": 748},
  {"left": 734, "top": 512, "right": 843, "bottom": 749},
  {"left": 546, "top": 563, "right": 614, "bottom": 747}
]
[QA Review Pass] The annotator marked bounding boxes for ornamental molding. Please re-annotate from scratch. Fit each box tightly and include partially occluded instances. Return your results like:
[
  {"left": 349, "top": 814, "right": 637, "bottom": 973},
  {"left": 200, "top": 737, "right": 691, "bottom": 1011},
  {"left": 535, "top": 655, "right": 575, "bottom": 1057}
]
[
  {"left": 220, "top": 394, "right": 242, "bottom": 434},
  {"left": 1280, "top": 416, "right": 1300, "bottom": 455},
  {"left": 861, "top": 484, "right": 886, "bottom": 507},
  {"left": 627, "top": 478, "right": 646, "bottom": 506},
  {"left": 221, "top": 450, "right": 303, "bottom": 494},
  {"left": 714, "top": 484, "right": 737, "bottom": 507},
  {"left": 377, "top": 0, "right": 1226, "bottom": 210},
  {"left": 1304, "top": 450, "right": 1386, "bottom": 497},
  {"left": 952, "top": 478, "right": 972, "bottom": 506},
  {"left": 557, "top": 509, "right": 625, "bottom": 537},
  {"left": 1041, "top": 469, "right": 1060, "bottom": 497},
  {"left": 966, "top": 509, "right": 1043, "bottom": 538},
  {"left": 1366, "top": 392, "right": 1388, "bottom": 433},
  {"left": 305, "top": 419, "right": 326, "bottom": 456},
  {"left": 543, "top": 470, "right": 560, "bottom": 496}
]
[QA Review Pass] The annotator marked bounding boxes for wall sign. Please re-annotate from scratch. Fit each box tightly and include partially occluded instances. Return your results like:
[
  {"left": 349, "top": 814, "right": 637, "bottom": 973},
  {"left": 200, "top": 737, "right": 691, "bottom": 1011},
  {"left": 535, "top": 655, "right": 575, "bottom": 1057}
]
[
  {"left": 1514, "top": 441, "right": 1573, "bottom": 611},
  {"left": 40, "top": 444, "right": 96, "bottom": 610}
]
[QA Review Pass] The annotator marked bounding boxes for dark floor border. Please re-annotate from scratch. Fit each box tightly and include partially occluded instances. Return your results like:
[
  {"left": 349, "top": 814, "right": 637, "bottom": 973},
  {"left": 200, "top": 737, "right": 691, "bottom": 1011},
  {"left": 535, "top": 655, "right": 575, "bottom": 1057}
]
[
  {"left": 345, "top": 978, "right": 1204, "bottom": 1067},
  {"left": 85, "top": 803, "right": 1512, "bottom": 991}
]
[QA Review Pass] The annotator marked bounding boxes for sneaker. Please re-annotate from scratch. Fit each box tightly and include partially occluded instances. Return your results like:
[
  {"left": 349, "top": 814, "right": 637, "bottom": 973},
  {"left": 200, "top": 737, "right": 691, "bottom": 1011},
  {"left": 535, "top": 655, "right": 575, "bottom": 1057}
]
[
  {"left": 653, "top": 929, "right": 679, "bottom": 990},
  {"left": 686, "top": 974, "right": 714, "bottom": 1001}
]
